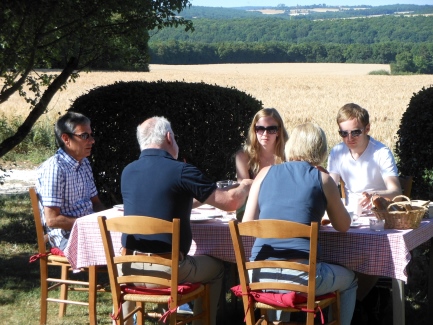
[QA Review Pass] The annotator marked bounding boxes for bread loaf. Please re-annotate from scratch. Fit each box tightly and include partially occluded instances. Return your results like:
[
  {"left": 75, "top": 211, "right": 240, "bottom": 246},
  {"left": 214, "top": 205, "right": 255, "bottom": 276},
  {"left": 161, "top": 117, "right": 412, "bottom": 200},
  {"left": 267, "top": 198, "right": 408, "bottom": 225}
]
[
  {"left": 372, "top": 195, "right": 405, "bottom": 211},
  {"left": 372, "top": 195, "right": 390, "bottom": 210}
]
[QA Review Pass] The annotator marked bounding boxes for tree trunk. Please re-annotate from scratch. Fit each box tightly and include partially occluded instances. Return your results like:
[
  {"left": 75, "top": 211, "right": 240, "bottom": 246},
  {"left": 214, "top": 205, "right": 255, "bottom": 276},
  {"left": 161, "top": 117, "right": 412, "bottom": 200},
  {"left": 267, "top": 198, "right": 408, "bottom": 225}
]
[{"left": 0, "top": 57, "right": 79, "bottom": 158}]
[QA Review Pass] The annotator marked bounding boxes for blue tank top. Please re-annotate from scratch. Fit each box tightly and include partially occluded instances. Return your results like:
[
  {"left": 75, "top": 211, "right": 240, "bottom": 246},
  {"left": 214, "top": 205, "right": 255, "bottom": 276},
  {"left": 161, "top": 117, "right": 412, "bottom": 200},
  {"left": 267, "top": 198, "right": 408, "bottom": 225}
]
[{"left": 250, "top": 161, "right": 326, "bottom": 261}]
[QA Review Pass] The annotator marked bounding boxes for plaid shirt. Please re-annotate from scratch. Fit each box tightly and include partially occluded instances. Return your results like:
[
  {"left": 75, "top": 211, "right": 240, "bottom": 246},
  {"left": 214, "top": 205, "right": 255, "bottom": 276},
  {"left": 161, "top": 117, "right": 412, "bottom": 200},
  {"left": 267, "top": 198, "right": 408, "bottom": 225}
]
[{"left": 36, "top": 148, "right": 98, "bottom": 249}]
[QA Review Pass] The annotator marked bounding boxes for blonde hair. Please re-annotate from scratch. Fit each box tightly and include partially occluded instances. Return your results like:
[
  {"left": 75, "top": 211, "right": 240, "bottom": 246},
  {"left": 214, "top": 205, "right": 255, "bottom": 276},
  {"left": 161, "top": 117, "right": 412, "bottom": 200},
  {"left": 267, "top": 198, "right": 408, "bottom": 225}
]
[
  {"left": 243, "top": 108, "right": 289, "bottom": 176},
  {"left": 285, "top": 122, "right": 327, "bottom": 166},
  {"left": 337, "top": 103, "right": 370, "bottom": 127}
]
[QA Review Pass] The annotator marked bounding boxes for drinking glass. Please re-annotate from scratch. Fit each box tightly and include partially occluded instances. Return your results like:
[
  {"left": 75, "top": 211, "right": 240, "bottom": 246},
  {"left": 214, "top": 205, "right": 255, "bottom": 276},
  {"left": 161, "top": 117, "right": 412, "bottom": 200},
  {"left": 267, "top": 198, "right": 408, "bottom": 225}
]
[
  {"left": 216, "top": 180, "right": 236, "bottom": 188},
  {"left": 369, "top": 218, "right": 385, "bottom": 231}
]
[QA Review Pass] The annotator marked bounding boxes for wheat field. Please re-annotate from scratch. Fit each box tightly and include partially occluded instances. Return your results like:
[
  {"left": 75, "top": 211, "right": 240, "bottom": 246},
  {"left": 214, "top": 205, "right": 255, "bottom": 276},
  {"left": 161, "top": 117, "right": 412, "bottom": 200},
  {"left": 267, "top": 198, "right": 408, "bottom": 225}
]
[{"left": 2, "top": 63, "right": 432, "bottom": 151}]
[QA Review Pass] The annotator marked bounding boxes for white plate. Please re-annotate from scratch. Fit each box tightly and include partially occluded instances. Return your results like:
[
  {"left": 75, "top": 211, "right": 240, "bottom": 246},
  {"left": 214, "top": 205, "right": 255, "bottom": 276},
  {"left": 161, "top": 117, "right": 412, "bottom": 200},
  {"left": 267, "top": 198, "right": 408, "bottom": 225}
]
[
  {"left": 113, "top": 204, "right": 124, "bottom": 210},
  {"left": 197, "top": 204, "right": 215, "bottom": 210},
  {"left": 190, "top": 216, "right": 214, "bottom": 223},
  {"left": 350, "top": 222, "right": 363, "bottom": 228}
]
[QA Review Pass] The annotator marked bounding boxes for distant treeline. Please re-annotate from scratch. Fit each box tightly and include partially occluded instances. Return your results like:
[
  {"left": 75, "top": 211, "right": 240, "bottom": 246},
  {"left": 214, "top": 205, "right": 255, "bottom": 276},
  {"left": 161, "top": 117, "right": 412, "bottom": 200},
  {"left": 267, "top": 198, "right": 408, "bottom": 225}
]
[
  {"left": 148, "top": 41, "right": 433, "bottom": 73},
  {"left": 148, "top": 14, "right": 433, "bottom": 73},
  {"left": 150, "top": 16, "right": 433, "bottom": 44}
]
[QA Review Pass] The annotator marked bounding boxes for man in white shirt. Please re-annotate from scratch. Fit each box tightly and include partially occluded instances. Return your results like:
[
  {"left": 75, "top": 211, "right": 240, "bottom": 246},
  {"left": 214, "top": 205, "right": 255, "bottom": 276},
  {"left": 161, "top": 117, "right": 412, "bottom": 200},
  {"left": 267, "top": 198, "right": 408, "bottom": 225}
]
[
  {"left": 328, "top": 103, "right": 401, "bottom": 211},
  {"left": 327, "top": 103, "right": 402, "bottom": 319}
]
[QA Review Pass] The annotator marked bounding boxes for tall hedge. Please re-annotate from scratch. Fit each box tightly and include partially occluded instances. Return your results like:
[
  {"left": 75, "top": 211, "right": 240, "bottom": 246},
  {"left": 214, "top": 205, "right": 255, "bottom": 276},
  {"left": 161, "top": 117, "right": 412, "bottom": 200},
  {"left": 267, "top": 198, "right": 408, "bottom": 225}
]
[
  {"left": 395, "top": 85, "right": 433, "bottom": 199},
  {"left": 69, "top": 80, "right": 263, "bottom": 205}
]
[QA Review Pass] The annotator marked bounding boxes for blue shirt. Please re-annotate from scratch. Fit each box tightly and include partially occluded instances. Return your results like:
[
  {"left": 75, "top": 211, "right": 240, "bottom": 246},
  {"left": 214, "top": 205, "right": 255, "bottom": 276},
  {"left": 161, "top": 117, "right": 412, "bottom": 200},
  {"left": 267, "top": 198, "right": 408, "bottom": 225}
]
[
  {"left": 121, "top": 149, "right": 217, "bottom": 255},
  {"left": 36, "top": 148, "right": 98, "bottom": 250},
  {"left": 250, "top": 161, "right": 326, "bottom": 261}
]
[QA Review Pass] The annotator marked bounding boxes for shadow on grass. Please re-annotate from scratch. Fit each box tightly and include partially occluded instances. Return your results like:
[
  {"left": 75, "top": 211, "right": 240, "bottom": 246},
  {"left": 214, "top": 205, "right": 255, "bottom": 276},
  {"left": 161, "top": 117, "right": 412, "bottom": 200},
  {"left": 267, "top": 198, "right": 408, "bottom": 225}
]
[
  {"left": 0, "top": 251, "right": 40, "bottom": 305},
  {"left": 0, "top": 193, "right": 36, "bottom": 244}
]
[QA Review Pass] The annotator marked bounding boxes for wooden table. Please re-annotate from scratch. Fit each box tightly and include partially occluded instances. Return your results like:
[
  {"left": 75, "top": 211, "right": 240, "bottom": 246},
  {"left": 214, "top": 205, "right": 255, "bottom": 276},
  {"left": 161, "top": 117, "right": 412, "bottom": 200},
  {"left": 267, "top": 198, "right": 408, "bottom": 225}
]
[{"left": 64, "top": 209, "right": 433, "bottom": 325}]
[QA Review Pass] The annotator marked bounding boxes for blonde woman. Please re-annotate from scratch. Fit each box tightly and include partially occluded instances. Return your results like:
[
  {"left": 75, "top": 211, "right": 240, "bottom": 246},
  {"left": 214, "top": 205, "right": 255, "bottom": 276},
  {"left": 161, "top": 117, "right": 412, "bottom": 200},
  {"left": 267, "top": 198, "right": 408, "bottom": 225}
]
[
  {"left": 235, "top": 108, "right": 289, "bottom": 181},
  {"left": 243, "top": 123, "right": 357, "bottom": 325}
]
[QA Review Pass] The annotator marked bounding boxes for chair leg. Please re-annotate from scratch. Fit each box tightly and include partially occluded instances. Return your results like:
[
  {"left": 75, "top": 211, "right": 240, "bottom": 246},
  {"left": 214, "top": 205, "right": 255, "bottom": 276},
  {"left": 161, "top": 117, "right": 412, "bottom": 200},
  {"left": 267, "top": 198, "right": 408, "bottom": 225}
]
[
  {"left": 136, "top": 302, "right": 144, "bottom": 325},
  {"left": 58, "top": 264, "right": 69, "bottom": 317},
  {"left": 40, "top": 260, "right": 49, "bottom": 325},
  {"left": 88, "top": 265, "right": 97, "bottom": 325},
  {"left": 306, "top": 311, "right": 315, "bottom": 325},
  {"left": 255, "top": 314, "right": 268, "bottom": 325}
]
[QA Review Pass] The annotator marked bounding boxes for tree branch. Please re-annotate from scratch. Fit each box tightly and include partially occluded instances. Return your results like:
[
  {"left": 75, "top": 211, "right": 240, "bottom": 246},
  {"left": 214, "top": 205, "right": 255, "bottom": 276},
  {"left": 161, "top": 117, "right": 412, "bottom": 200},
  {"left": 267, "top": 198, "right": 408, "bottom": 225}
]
[
  {"left": 0, "top": 57, "right": 79, "bottom": 158},
  {"left": 0, "top": 51, "right": 35, "bottom": 104}
]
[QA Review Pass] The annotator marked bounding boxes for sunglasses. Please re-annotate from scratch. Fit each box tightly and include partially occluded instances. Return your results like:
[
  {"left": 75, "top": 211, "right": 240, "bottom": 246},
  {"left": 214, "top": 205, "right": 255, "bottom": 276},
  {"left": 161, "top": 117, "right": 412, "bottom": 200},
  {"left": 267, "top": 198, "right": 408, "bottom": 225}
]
[
  {"left": 67, "top": 132, "right": 94, "bottom": 140},
  {"left": 255, "top": 126, "right": 279, "bottom": 135},
  {"left": 338, "top": 129, "right": 364, "bottom": 138}
]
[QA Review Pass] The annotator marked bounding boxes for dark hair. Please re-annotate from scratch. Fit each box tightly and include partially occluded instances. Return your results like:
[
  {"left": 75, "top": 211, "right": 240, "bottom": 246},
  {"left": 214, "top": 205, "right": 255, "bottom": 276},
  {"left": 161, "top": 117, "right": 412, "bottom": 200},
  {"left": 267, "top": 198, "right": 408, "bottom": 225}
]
[{"left": 55, "top": 112, "right": 90, "bottom": 148}]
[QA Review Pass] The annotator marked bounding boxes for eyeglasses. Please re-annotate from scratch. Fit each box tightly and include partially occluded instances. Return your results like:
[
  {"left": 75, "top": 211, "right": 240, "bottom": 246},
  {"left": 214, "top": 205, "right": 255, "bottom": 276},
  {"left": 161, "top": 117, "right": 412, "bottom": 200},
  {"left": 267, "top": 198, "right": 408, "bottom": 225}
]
[
  {"left": 255, "top": 126, "right": 279, "bottom": 135},
  {"left": 66, "top": 132, "right": 94, "bottom": 140},
  {"left": 338, "top": 129, "right": 364, "bottom": 138}
]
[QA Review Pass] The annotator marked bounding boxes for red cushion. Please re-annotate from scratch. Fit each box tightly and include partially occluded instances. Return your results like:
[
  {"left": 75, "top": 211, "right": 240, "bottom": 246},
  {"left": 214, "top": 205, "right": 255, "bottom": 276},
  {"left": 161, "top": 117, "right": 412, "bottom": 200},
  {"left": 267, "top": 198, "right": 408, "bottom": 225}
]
[
  {"left": 231, "top": 284, "right": 335, "bottom": 308},
  {"left": 50, "top": 247, "right": 65, "bottom": 256}
]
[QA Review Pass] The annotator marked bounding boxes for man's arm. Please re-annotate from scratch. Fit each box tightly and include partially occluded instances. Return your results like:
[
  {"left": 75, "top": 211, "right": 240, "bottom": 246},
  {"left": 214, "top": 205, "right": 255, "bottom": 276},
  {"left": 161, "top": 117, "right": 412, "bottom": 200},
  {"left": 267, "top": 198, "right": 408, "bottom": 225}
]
[
  {"left": 43, "top": 206, "right": 76, "bottom": 230},
  {"left": 358, "top": 176, "right": 402, "bottom": 207},
  {"left": 192, "top": 199, "right": 203, "bottom": 208},
  {"left": 203, "top": 179, "right": 253, "bottom": 211},
  {"left": 372, "top": 175, "right": 402, "bottom": 199}
]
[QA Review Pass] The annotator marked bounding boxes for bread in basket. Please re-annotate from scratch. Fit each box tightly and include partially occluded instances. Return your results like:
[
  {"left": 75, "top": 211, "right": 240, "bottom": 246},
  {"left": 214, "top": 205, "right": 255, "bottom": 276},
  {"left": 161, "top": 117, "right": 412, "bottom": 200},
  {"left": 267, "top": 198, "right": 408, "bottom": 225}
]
[{"left": 371, "top": 195, "right": 428, "bottom": 229}]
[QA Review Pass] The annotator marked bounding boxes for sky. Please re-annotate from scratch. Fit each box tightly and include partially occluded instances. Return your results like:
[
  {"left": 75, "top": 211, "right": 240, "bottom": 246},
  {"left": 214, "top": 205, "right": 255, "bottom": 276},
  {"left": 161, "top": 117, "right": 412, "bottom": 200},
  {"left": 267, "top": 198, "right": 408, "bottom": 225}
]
[{"left": 190, "top": 1, "right": 433, "bottom": 7}]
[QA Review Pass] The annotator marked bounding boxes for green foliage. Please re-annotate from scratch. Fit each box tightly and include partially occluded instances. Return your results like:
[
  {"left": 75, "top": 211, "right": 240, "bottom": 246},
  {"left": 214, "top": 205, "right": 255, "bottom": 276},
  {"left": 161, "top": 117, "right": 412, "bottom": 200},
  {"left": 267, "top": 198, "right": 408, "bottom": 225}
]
[
  {"left": 368, "top": 70, "right": 390, "bottom": 75},
  {"left": 150, "top": 16, "right": 433, "bottom": 44},
  {"left": 395, "top": 86, "right": 433, "bottom": 199},
  {"left": 0, "top": 115, "right": 56, "bottom": 164},
  {"left": 69, "top": 81, "right": 263, "bottom": 206},
  {"left": 149, "top": 41, "right": 433, "bottom": 70},
  {"left": 148, "top": 12, "right": 433, "bottom": 72},
  {"left": 0, "top": 0, "right": 195, "bottom": 158}
]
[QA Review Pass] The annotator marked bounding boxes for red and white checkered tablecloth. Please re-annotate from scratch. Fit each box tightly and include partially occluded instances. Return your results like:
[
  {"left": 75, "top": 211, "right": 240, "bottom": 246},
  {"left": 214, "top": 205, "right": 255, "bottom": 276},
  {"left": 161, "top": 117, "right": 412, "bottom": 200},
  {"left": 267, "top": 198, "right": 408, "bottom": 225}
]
[{"left": 64, "top": 209, "right": 433, "bottom": 283}]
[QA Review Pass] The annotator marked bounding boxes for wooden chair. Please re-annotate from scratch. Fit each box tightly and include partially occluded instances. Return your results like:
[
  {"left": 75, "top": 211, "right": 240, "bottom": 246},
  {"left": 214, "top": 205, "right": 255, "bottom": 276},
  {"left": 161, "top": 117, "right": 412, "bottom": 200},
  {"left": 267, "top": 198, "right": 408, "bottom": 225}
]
[
  {"left": 399, "top": 175, "right": 413, "bottom": 198},
  {"left": 339, "top": 179, "right": 347, "bottom": 203},
  {"left": 29, "top": 187, "right": 107, "bottom": 325},
  {"left": 98, "top": 215, "right": 210, "bottom": 325},
  {"left": 229, "top": 219, "right": 340, "bottom": 325}
]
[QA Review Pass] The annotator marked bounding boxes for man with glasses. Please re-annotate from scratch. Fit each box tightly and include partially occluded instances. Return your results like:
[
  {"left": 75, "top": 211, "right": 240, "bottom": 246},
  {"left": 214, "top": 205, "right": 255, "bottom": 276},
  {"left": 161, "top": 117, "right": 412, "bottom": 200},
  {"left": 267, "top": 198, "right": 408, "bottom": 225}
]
[
  {"left": 327, "top": 103, "right": 401, "bottom": 322},
  {"left": 36, "top": 112, "right": 104, "bottom": 251},
  {"left": 328, "top": 103, "right": 401, "bottom": 207}
]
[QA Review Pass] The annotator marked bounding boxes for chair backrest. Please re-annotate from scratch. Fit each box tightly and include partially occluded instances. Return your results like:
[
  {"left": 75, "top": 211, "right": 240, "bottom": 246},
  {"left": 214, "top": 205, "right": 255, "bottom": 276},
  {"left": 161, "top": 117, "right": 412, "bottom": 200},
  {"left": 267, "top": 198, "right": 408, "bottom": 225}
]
[
  {"left": 98, "top": 216, "right": 181, "bottom": 309},
  {"left": 29, "top": 187, "right": 48, "bottom": 254},
  {"left": 399, "top": 175, "right": 413, "bottom": 198},
  {"left": 229, "top": 219, "right": 319, "bottom": 321},
  {"left": 339, "top": 179, "right": 347, "bottom": 203}
]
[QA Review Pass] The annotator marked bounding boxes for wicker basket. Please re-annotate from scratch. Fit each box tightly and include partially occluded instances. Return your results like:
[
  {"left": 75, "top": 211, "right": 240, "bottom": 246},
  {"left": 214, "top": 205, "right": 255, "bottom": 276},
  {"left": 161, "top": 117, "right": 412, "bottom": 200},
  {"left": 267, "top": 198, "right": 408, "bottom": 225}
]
[{"left": 371, "top": 195, "right": 428, "bottom": 229}]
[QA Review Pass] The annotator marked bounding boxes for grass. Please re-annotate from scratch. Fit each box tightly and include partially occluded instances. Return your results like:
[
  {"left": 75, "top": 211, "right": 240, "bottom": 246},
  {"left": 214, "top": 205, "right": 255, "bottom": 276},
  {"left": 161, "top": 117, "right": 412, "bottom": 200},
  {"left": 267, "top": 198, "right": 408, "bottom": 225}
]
[{"left": 0, "top": 193, "right": 113, "bottom": 324}]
